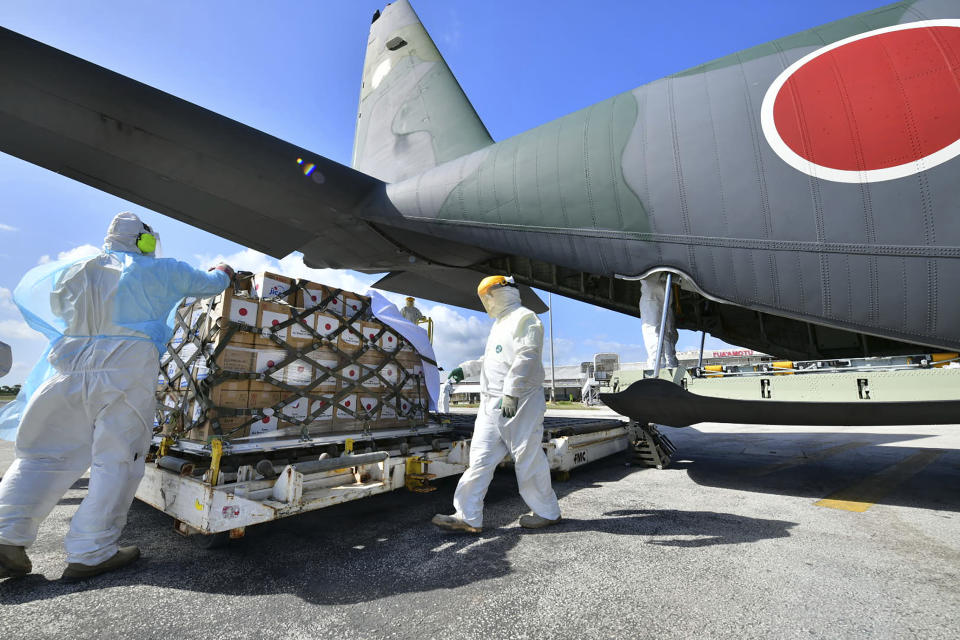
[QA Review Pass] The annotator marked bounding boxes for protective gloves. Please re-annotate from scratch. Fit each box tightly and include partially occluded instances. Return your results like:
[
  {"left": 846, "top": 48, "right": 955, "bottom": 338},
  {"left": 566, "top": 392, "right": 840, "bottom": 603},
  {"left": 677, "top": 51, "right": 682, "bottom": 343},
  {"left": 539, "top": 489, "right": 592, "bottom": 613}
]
[
  {"left": 209, "top": 263, "right": 235, "bottom": 280},
  {"left": 448, "top": 367, "right": 465, "bottom": 383},
  {"left": 499, "top": 395, "right": 518, "bottom": 418}
]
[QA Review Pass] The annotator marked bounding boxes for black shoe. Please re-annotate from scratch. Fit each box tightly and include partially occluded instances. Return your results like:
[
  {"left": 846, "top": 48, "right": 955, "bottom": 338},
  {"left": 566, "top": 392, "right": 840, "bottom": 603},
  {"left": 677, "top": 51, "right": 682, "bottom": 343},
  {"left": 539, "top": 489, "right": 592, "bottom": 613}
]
[
  {"left": 61, "top": 546, "right": 140, "bottom": 581},
  {"left": 0, "top": 544, "right": 31, "bottom": 578}
]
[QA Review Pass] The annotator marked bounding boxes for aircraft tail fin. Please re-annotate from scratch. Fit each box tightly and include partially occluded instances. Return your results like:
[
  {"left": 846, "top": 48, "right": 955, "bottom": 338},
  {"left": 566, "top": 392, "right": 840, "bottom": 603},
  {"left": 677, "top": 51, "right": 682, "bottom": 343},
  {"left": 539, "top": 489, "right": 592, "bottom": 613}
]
[{"left": 352, "top": 1, "right": 493, "bottom": 183}]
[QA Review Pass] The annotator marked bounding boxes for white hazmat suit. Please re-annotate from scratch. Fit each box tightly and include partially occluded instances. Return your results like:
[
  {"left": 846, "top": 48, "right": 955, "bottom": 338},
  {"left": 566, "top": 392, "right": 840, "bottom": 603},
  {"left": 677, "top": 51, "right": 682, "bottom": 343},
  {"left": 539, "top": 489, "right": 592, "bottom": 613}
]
[
  {"left": 437, "top": 379, "right": 454, "bottom": 413},
  {"left": 447, "top": 283, "right": 560, "bottom": 529},
  {"left": 640, "top": 273, "right": 679, "bottom": 369},
  {"left": 400, "top": 297, "right": 425, "bottom": 325},
  {"left": 0, "top": 212, "right": 230, "bottom": 568}
]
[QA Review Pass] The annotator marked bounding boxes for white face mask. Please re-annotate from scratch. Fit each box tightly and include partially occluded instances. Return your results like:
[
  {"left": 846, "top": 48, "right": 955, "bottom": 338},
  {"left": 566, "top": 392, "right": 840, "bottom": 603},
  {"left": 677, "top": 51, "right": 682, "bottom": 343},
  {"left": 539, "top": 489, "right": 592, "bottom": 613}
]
[{"left": 479, "top": 286, "right": 521, "bottom": 318}]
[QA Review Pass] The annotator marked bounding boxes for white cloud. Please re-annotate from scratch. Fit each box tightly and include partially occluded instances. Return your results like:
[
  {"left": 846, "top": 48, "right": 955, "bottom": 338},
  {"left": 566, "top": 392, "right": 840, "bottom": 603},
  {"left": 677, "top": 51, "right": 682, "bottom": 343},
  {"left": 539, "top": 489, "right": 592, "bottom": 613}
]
[
  {"left": 0, "top": 223, "right": 17, "bottom": 232},
  {"left": 0, "top": 319, "right": 44, "bottom": 342},
  {"left": 192, "top": 249, "right": 380, "bottom": 295},
  {"left": 0, "top": 288, "right": 16, "bottom": 313},
  {"left": 36, "top": 244, "right": 100, "bottom": 265},
  {"left": 424, "top": 303, "right": 490, "bottom": 371},
  {"left": 57, "top": 244, "right": 100, "bottom": 262},
  {"left": 441, "top": 7, "right": 463, "bottom": 47}
]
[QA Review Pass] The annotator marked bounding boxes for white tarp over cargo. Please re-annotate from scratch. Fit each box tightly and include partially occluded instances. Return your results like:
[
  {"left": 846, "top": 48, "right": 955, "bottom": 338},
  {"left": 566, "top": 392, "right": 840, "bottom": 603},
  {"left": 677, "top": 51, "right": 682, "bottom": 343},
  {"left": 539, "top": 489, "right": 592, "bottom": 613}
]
[{"left": 366, "top": 290, "right": 439, "bottom": 411}]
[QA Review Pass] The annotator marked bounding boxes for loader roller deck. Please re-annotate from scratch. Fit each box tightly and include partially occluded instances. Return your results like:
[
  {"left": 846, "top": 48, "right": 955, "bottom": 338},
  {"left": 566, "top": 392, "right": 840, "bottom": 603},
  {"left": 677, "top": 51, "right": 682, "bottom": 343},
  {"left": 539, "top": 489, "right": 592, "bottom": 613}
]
[{"left": 135, "top": 415, "right": 645, "bottom": 542}]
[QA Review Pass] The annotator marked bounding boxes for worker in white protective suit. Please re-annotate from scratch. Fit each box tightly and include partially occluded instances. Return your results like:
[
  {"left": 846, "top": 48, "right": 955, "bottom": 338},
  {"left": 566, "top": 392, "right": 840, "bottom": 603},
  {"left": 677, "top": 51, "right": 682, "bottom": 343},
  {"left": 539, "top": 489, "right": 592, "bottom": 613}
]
[
  {"left": 640, "top": 273, "right": 679, "bottom": 370},
  {"left": 400, "top": 296, "right": 425, "bottom": 325},
  {"left": 437, "top": 378, "right": 454, "bottom": 413},
  {"left": 0, "top": 212, "right": 233, "bottom": 581},
  {"left": 432, "top": 276, "right": 561, "bottom": 533},
  {"left": 581, "top": 378, "right": 597, "bottom": 406}
]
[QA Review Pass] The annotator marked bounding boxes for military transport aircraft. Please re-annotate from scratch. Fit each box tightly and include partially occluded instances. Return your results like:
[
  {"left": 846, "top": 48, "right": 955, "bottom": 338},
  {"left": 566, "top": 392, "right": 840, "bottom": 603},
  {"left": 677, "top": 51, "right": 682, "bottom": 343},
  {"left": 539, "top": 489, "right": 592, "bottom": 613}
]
[{"left": 0, "top": 0, "right": 957, "bottom": 361}]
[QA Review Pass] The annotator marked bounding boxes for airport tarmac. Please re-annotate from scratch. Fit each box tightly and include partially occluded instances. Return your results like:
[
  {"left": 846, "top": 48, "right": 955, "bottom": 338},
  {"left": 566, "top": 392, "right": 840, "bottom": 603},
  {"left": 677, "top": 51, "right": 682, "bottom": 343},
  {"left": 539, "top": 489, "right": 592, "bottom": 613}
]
[{"left": 1, "top": 410, "right": 959, "bottom": 639}]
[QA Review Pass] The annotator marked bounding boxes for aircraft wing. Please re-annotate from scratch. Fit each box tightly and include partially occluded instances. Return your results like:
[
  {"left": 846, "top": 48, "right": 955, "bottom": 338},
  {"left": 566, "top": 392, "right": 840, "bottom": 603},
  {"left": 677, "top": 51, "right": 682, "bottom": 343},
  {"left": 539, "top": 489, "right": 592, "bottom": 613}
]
[{"left": 0, "top": 26, "right": 394, "bottom": 264}]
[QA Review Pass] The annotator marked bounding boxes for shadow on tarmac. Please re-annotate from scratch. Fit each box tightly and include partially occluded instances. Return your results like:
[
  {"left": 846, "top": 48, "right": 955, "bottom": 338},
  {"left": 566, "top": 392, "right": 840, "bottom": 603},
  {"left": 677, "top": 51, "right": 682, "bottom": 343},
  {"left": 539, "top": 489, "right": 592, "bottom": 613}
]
[
  {"left": 0, "top": 457, "right": 797, "bottom": 606},
  {"left": 671, "top": 428, "right": 960, "bottom": 513},
  {"left": 524, "top": 509, "right": 795, "bottom": 547}
]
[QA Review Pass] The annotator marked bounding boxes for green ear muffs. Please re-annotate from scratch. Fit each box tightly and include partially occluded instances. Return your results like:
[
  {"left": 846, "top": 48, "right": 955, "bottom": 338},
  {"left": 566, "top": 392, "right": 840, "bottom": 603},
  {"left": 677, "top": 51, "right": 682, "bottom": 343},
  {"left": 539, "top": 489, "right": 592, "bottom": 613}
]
[{"left": 136, "top": 232, "right": 156, "bottom": 254}]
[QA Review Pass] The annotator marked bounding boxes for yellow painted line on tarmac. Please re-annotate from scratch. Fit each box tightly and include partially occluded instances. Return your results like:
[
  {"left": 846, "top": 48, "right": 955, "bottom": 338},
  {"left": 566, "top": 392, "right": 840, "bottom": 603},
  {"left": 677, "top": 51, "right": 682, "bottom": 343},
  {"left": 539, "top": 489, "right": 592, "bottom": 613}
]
[
  {"left": 815, "top": 450, "right": 945, "bottom": 512},
  {"left": 744, "top": 441, "right": 868, "bottom": 477}
]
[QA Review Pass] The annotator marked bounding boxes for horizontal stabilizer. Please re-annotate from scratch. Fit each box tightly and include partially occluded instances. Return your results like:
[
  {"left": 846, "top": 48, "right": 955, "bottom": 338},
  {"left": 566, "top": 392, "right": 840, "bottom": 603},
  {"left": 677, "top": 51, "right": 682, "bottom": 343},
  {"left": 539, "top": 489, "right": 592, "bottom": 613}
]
[
  {"left": 601, "top": 379, "right": 960, "bottom": 428},
  {"left": 373, "top": 268, "right": 548, "bottom": 314}
]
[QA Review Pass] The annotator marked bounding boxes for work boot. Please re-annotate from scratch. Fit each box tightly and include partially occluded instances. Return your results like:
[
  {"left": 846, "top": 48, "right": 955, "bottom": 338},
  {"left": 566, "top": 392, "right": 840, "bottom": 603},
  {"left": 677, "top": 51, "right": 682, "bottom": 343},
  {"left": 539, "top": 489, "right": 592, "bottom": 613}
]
[
  {"left": 431, "top": 514, "right": 481, "bottom": 533},
  {"left": 0, "top": 544, "right": 31, "bottom": 578},
  {"left": 519, "top": 513, "right": 562, "bottom": 529},
  {"left": 60, "top": 546, "right": 141, "bottom": 581}
]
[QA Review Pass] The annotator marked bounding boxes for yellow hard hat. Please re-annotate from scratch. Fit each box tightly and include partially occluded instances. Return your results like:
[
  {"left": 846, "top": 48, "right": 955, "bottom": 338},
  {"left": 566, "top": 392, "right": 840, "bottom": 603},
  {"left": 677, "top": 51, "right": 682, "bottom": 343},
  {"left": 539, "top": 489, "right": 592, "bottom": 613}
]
[
  {"left": 477, "top": 275, "right": 515, "bottom": 296},
  {"left": 405, "top": 296, "right": 415, "bottom": 303}
]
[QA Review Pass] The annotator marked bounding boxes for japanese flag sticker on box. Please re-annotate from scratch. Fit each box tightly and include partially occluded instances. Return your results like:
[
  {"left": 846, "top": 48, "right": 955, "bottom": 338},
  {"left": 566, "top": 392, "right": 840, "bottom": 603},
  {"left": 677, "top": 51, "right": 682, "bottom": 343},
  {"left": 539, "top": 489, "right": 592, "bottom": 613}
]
[
  {"left": 336, "top": 394, "right": 358, "bottom": 418},
  {"left": 381, "top": 331, "right": 399, "bottom": 352},
  {"left": 310, "top": 399, "right": 333, "bottom": 421},
  {"left": 326, "top": 293, "right": 344, "bottom": 316},
  {"left": 362, "top": 324, "right": 380, "bottom": 344},
  {"left": 398, "top": 397, "right": 412, "bottom": 416},
  {"left": 288, "top": 312, "right": 313, "bottom": 342},
  {"left": 222, "top": 295, "right": 258, "bottom": 325},
  {"left": 340, "top": 363, "right": 361, "bottom": 383},
  {"left": 343, "top": 295, "right": 364, "bottom": 317},
  {"left": 343, "top": 293, "right": 369, "bottom": 317},
  {"left": 281, "top": 397, "right": 309, "bottom": 422},
  {"left": 314, "top": 313, "right": 339, "bottom": 339},
  {"left": 251, "top": 414, "right": 279, "bottom": 436},
  {"left": 359, "top": 396, "right": 380, "bottom": 419},
  {"left": 258, "top": 303, "right": 290, "bottom": 340},
  {"left": 300, "top": 283, "right": 324, "bottom": 309},
  {"left": 381, "top": 362, "right": 399, "bottom": 386},
  {"left": 299, "top": 284, "right": 325, "bottom": 308},
  {"left": 282, "top": 360, "right": 313, "bottom": 387},
  {"left": 255, "top": 350, "right": 286, "bottom": 383},
  {"left": 252, "top": 271, "right": 294, "bottom": 301},
  {"left": 339, "top": 323, "right": 363, "bottom": 347}
]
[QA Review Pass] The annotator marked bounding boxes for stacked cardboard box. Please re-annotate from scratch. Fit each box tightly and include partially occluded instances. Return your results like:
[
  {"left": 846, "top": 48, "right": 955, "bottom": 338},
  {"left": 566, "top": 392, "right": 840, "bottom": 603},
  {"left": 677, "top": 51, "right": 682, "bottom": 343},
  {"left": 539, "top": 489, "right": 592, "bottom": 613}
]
[{"left": 156, "top": 272, "right": 430, "bottom": 443}]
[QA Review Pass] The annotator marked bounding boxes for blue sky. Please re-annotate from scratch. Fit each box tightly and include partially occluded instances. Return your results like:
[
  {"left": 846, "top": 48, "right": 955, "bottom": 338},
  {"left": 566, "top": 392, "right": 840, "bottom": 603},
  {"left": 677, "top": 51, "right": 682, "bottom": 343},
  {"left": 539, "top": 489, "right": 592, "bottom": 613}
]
[{"left": 0, "top": 0, "right": 885, "bottom": 382}]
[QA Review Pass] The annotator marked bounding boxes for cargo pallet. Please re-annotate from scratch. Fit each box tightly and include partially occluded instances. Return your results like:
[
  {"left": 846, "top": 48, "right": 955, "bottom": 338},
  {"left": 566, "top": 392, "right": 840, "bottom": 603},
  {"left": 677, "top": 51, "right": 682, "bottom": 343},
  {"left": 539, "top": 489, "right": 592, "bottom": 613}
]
[{"left": 136, "top": 416, "right": 645, "bottom": 545}]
